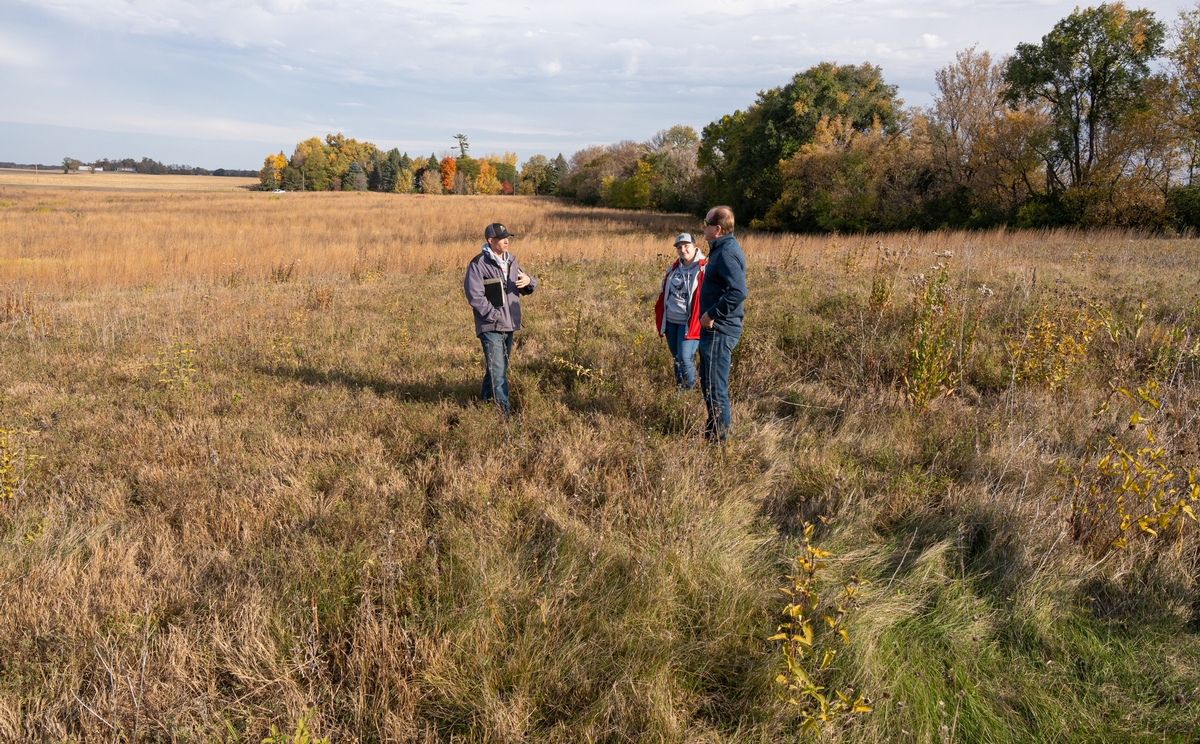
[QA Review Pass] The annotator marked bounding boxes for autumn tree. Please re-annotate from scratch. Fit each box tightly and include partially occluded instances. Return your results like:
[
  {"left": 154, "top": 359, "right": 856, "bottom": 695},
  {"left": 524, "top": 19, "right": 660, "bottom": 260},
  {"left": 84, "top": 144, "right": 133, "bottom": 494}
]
[
  {"left": 644, "top": 125, "right": 702, "bottom": 212},
  {"left": 929, "top": 47, "right": 1051, "bottom": 220},
  {"left": 394, "top": 168, "right": 414, "bottom": 194},
  {"left": 475, "top": 160, "right": 502, "bottom": 195},
  {"left": 420, "top": 169, "right": 443, "bottom": 194},
  {"left": 292, "top": 138, "right": 331, "bottom": 191},
  {"left": 559, "top": 142, "right": 642, "bottom": 204},
  {"left": 700, "top": 61, "right": 903, "bottom": 224},
  {"left": 519, "top": 154, "right": 557, "bottom": 195},
  {"left": 259, "top": 152, "right": 287, "bottom": 190},
  {"left": 606, "top": 161, "right": 653, "bottom": 208},
  {"left": 481, "top": 153, "right": 518, "bottom": 191},
  {"left": 1005, "top": 3, "right": 1166, "bottom": 189},
  {"left": 1170, "top": 4, "right": 1200, "bottom": 182},
  {"left": 440, "top": 156, "right": 457, "bottom": 192},
  {"left": 456, "top": 155, "right": 480, "bottom": 193}
]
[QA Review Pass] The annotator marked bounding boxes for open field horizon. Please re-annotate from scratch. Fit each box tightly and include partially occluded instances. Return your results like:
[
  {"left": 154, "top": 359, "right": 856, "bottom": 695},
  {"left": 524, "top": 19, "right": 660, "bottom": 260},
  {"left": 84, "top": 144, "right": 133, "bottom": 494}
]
[
  {"left": 0, "top": 170, "right": 259, "bottom": 194},
  {"left": 3, "top": 187, "right": 1200, "bottom": 741},
  {"left": 3, "top": 182, "right": 1197, "bottom": 293}
]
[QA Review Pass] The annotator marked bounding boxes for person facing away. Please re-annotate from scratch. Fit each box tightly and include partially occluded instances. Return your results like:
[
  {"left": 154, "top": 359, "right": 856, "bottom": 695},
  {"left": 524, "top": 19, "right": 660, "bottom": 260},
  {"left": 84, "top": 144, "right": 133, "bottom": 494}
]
[
  {"left": 463, "top": 222, "right": 536, "bottom": 414},
  {"left": 697, "top": 205, "right": 747, "bottom": 441},
  {"left": 654, "top": 232, "right": 707, "bottom": 390}
]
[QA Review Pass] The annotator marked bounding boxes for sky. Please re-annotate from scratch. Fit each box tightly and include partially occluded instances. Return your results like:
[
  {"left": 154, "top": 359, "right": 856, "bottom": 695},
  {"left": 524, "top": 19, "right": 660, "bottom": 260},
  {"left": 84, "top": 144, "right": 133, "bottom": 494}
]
[{"left": 0, "top": 0, "right": 1193, "bottom": 170}]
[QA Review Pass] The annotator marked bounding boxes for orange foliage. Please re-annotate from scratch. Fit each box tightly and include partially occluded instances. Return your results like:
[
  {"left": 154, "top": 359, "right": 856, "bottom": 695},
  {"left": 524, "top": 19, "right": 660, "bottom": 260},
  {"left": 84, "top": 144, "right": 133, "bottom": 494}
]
[{"left": 440, "top": 157, "right": 457, "bottom": 192}]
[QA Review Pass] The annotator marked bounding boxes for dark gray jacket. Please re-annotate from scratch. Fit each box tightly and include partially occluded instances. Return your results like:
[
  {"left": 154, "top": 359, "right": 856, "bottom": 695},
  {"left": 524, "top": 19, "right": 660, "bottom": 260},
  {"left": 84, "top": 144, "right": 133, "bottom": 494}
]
[{"left": 464, "top": 245, "right": 537, "bottom": 335}]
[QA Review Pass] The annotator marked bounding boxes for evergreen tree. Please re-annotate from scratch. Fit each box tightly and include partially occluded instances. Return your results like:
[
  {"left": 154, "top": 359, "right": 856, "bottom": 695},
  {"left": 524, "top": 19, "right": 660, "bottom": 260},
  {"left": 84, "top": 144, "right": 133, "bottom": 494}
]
[
  {"left": 552, "top": 154, "right": 568, "bottom": 194},
  {"left": 280, "top": 166, "right": 305, "bottom": 191},
  {"left": 344, "top": 161, "right": 368, "bottom": 191},
  {"left": 377, "top": 148, "right": 404, "bottom": 192}
]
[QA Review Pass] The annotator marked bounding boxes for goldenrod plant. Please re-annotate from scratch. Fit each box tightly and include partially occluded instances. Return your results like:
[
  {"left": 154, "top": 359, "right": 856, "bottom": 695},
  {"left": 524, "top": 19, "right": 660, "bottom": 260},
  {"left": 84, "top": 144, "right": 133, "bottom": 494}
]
[
  {"left": 262, "top": 710, "right": 328, "bottom": 744},
  {"left": 1057, "top": 379, "right": 1199, "bottom": 555},
  {"left": 1009, "top": 299, "right": 1097, "bottom": 390},
  {"left": 903, "top": 259, "right": 981, "bottom": 411},
  {"left": 0, "top": 427, "right": 39, "bottom": 501},
  {"left": 153, "top": 337, "right": 197, "bottom": 392},
  {"left": 771, "top": 522, "right": 871, "bottom": 737}
]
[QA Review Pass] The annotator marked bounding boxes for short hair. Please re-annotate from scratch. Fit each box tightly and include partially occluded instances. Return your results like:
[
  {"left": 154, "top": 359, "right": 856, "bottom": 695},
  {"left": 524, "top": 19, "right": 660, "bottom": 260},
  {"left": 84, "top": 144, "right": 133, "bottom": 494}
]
[{"left": 709, "top": 205, "right": 735, "bottom": 233}]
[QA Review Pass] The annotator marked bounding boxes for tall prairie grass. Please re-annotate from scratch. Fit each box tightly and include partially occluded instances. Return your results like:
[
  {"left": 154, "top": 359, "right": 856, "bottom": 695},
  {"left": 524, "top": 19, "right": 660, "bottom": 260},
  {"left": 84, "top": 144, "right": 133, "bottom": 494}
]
[
  {"left": 2, "top": 182, "right": 1194, "bottom": 293},
  {"left": 2, "top": 183, "right": 1200, "bottom": 741}
]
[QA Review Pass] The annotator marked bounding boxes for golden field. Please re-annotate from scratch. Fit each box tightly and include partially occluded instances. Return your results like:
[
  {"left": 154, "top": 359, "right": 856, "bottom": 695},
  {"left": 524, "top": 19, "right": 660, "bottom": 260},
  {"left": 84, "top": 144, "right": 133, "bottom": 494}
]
[
  {"left": 1, "top": 182, "right": 1194, "bottom": 292},
  {"left": 0, "top": 169, "right": 259, "bottom": 193},
  {"left": 2, "top": 182, "right": 1200, "bottom": 742}
]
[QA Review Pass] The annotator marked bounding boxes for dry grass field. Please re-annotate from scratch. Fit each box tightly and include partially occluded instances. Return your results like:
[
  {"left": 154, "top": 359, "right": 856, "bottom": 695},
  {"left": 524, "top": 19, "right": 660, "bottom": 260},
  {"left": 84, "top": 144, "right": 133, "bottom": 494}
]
[
  {"left": 0, "top": 169, "right": 259, "bottom": 193},
  {"left": 3, "top": 182, "right": 1200, "bottom": 742}
]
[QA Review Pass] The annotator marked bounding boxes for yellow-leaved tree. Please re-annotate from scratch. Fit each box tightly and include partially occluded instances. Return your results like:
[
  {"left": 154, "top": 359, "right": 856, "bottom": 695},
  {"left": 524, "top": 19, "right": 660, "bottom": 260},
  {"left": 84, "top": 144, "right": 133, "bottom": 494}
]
[
  {"left": 475, "top": 160, "right": 502, "bottom": 195},
  {"left": 259, "top": 152, "right": 287, "bottom": 190},
  {"left": 323, "top": 133, "right": 377, "bottom": 189}
]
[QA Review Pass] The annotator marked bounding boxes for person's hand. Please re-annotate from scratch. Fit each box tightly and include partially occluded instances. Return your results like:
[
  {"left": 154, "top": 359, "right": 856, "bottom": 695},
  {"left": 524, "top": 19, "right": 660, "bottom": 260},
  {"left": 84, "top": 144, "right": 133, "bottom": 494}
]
[
  {"left": 700, "top": 312, "right": 714, "bottom": 329},
  {"left": 515, "top": 271, "right": 531, "bottom": 289}
]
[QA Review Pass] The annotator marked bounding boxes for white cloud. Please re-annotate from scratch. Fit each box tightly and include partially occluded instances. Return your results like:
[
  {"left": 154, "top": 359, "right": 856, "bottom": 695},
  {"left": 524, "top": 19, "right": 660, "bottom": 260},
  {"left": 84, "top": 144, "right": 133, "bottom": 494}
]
[
  {"left": 0, "top": 32, "right": 44, "bottom": 68},
  {"left": 1, "top": 107, "right": 318, "bottom": 144},
  {"left": 4, "top": 0, "right": 1191, "bottom": 164}
]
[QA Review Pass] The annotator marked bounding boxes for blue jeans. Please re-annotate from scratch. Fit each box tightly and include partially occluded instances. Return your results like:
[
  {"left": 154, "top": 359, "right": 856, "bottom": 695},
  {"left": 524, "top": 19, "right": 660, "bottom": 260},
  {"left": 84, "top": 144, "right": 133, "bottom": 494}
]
[
  {"left": 479, "top": 331, "right": 514, "bottom": 413},
  {"left": 698, "top": 328, "right": 740, "bottom": 440},
  {"left": 664, "top": 322, "right": 699, "bottom": 390}
]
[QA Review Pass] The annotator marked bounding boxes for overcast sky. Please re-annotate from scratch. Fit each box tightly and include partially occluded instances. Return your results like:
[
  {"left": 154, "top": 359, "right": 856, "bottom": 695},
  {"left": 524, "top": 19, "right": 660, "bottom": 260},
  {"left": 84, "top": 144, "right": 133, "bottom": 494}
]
[{"left": 0, "top": 0, "right": 1192, "bottom": 169}]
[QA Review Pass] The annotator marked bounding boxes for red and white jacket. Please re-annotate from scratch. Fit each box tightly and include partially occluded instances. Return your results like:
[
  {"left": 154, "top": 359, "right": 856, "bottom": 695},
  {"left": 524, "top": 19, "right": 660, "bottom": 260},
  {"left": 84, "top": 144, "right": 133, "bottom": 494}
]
[{"left": 654, "top": 257, "right": 707, "bottom": 340}]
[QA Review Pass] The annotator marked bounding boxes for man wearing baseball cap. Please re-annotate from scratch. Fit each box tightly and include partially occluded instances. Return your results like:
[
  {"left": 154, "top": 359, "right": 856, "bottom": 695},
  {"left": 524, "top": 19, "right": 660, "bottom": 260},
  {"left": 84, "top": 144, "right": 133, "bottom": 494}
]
[{"left": 464, "top": 222, "right": 536, "bottom": 414}]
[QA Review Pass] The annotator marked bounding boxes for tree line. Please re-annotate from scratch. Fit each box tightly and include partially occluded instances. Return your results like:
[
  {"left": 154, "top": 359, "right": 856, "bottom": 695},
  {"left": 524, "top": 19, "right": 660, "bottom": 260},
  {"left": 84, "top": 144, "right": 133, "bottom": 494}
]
[
  {"left": 62, "top": 157, "right": 255, "bottom": 177},
  {"left": 260, "top": 126, "right": 704, "bottom": 214},
  {"left": 565, "top": 2, "right": 1200, "bottom": 230},
  {"left": 259, "top": 134, "right": 568, "bottom": 196},
  {"left": 262, "top": 2, "right": 1200, "bottom": 232},
  {"left": 699, "top": 1, "right": 1200, "bottom": 231}
]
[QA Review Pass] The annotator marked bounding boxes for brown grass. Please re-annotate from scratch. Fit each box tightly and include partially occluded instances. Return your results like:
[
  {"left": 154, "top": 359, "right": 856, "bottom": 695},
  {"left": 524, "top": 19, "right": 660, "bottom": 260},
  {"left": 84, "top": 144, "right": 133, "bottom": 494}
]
[
  {"left": 1, "top": 181, "right": 1193, "bottom": 294},
  {"left": 0, "top": 168, "right": 258, "bottom": 192},
  {"left": 2, "top": 183, "right": 1200, "bottom": 741}
]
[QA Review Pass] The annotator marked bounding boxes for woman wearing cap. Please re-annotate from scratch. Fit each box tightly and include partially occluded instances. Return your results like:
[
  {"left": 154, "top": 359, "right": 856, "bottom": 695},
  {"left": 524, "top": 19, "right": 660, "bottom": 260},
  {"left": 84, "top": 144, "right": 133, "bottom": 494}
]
[{"left": 654, "top": 233, "right": 707, "bottom": 390}]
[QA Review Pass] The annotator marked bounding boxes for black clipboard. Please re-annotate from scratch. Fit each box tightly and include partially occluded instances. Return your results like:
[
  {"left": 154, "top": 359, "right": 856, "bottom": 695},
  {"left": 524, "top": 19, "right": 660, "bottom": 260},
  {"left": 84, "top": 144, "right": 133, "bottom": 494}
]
[{"left": 483, "top": 277, "right": 504, "bottom": 308}]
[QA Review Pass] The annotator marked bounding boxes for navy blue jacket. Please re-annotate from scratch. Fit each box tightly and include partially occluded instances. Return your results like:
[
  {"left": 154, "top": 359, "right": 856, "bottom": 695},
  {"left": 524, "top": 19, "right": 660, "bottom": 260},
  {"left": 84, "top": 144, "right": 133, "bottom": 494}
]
[{"left": 698, "top": 233, "right": 747, "bottom": 334}]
